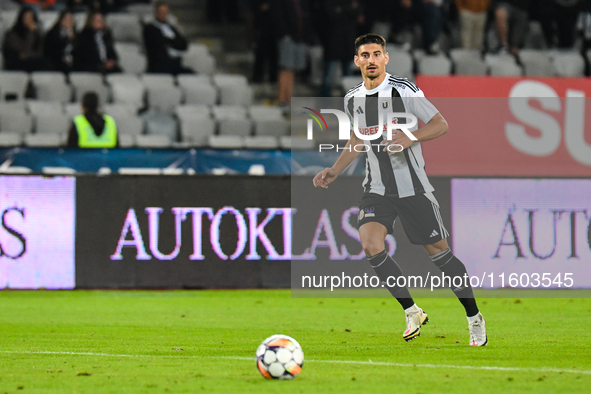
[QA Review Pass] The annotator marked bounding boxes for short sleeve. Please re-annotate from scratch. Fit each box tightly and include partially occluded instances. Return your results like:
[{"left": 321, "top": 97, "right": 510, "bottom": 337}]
[{"left": 402, "top": 88, "right": 439, "bottom": 124}]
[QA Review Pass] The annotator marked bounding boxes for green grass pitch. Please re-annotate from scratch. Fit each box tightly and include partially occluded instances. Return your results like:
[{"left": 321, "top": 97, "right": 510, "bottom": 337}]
[{"left": 1, "top": 290, "right": 590, "bottom": 393}]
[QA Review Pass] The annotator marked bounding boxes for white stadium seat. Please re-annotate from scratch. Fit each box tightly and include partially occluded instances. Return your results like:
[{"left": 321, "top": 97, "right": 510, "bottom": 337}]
[
  {"left": 177, "top": 75, "right": 218, "bottom": 105},
  {"left": 34, "top": 113, "right": 71, "bottom": 134},
  {"left": 105, "top": 13, "right": 142, "bottom": 44},
  {"left": 177, "top": 112, "right": 215, "bottom": 147},
  {"left": 24, "top": 133, "right": 64, "bottom": 147},
  {"left": 0, "top": 132, "right": 23, "bottom": 147},
  {"left": 418, "top": 54, "right": 452, "bottom": 75},
  {"left": 142, "top": 112, "right": 178, "bottom": 141},
  {"left": 519, "top": 50, "right": 554, "bottom": 77},
  {"left": 135, "top": 134, "right": 172, "bottom": 148},
  {"left": 31, "top": 72, "right": 72, "bottom": 102},
  {"left": 485, "top": 54, "right": 523, "bottom": 76},
  {"left": 0, "top": 111, "right": 33, "bottom": 134},
  {"left": 27, "top": 100, "right": 64, "bottom": 116},
  {"left": 551, "top": 50, "right": 585, "bottom": 77},
  {"left": 0, "top": 71, "right": 29, "bottom": 101},
  {"left": 208, "top": 135, "right": 245, "bottom": 149},
  {"left": 69, "top": 72, "right": 110, "bottom": 104},
  {"left": 115, "top": 43, "right": 147, "bottom": 74},
  {"left": 106, "top": 74, "right": 146, "bottom": 110},
  {"left": 141, "top": 74, "right": 182, "bottom": 114},
  {"left": 244, "top": 136, "right": 279, "bottom": 149}
]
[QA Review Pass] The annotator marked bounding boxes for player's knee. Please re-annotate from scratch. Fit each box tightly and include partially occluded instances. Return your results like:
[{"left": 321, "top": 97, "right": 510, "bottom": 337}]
[{"left": 361, "top": 239, "right": 385, "bottom": 258}]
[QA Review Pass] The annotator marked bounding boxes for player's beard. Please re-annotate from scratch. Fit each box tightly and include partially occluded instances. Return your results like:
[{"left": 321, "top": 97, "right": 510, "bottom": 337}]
[{"left": 365, "top": 66, "right": 380, "bottom": 80}]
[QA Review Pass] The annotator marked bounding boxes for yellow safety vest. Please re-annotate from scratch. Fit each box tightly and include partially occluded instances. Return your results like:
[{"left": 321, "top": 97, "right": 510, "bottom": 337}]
[{"left": 73, "top": 114, "right": 117, "bottom": 148}]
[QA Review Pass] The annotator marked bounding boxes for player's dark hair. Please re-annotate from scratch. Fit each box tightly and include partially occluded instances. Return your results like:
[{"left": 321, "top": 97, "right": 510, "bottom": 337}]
[
  {"left": 355, "top": 33, "right": 386, "bottom": 54},
  {"left": 82, "top": 92, "right": 99, "bottom": 114}
]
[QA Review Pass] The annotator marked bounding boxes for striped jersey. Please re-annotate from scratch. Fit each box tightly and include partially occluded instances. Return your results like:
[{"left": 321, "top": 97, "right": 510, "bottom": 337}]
[{"left": 344, "top": 73, "right": 439, "bottom": 198}]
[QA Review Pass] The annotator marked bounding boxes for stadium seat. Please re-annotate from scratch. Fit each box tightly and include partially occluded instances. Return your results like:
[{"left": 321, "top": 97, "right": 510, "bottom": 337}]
[
  {"left": 118, "top": 133, "right": 136, "bottom": 148},
  {"left": 34, "top": 113, "right": 70, "bottom": 134},
  {"left": 386, "top": 48, "right": 414, "bottom": 79},
  {"left": 27, "top": 100, "right": 64, "bottom": 116},
  {"left": 524, "top": 21, "right": 546, "bottom": 50},
  {"left": 69, "top": 72, "right": 110, "bottom": 104},
  {"left": 118, "top": 167, "right": 162, "bottom": 175},
  {"left": 125, "top": 3, "right": 154, "bottom": 18},
  {"left": 0, "top": 71, "right": 29, "bottom": 101},
  {"left": 341, "top": 76, "right": 364, "bottom": 92},
  {"left": 23, "top": 133, "right": 63, "bottom": 147},
  {"left": 105, "top": 13, "right": 142, "bottom": 44},
  {"left": 31, "top": 72, "right": 72, "bottom": 102},
  {"left": 0, "top": 132, "right": 23, "bottom": 147},
  {"left": 141, "top": 74, "right": 182, "bottom": 114},
  {"left": 114, "top": 114, "right": 145, "bottom": 136},
  {"left": 213, "top": 74, "right": 251, "bottom": 105},
  {"left": 114, "top": 43, "right": 147, "bottom": 74},
  {"left": 73, "top": 12, "right": 87, "bottom": 29},
  {"left": 142, "top": 112, "right": 178, "bottom": 141},
  {"left": 519, "top": 50, "right": 554, "bottom": 76},
  {"left": 485, "top": 54, "right": 523, "bottom": 76},
  {"left": 177, "top": 112, "right": 215, "bottom": 147},
  {"left": 106, "top": 74, "right": 145, "bottom": 110},
  {"left": 418, "top": 55, "right": 452, "bottom": 75},
  {"left": 177, "top": 75, "right": 218, "bottom": 105},
  {"left": 42, "top": 166, "right": 76, "bottom": 175},
  {"left": 175, "top": 104, "right": 211, "bottom": 118},
  {"left": 254, "top": 119, "right": 289, "bottom": 137},
  {"left": 244, "top": 136, "right": 279, "bottom": 149},
  {"left": 0, "top": 111, "right": 33, "bottom": 134},
  {"left": 208, "top": 135, "right": 245, "bottom": 149},
  {"left": 103, "top": 103, "right": 137, "bottom": 116},
  {"left": 213, "top": 74, "right": 249, "bottom": 88},
  {"left": 38, "top": 11, "right": 59, "bottom": 31},
  {"left": 279, "top": 136, "right": 314, "bottom": 150},
  {"left": 65, "top": 103, "right": 81, "bottom": 118},
  {"left": 249, "top": 105, "right": 284, "bottom": 121},
  {"left": 450, "top": 49, "right": 488, "bottom": 76},
  {"left": 182, "top": 44, "right": 215, "bottom": 74},
  {"left": 551, "top": 51, "right": 585, "bottom": 77},
  {"left": 135, "top": 134, "right": 172, "bottom": 148},
  {"left": 212, "top": 105, "right": 248, "bottom": 120}
]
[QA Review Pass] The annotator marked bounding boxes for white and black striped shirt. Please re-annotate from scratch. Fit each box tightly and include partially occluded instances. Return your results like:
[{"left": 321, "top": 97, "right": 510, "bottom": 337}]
[{"left": 344, "top": 73, "right": 439, "bottom": 198}]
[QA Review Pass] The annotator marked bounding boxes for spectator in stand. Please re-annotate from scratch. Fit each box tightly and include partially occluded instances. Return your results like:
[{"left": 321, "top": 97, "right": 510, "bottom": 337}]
[
  {"left": 72, "top": 11, "right": 122, "bottom": 73},
  {"left": 249, "top": 0, "right": 280, "bottom": 84},
  {"left": 455, "top": 0, "right": 491, "bottom": 50},
  {"left": 43, "top": 9, "right": 76, "bottom": 73},
  {"left": 276, "top": 0, "right": 313, "bottom": 107},
  {"left": 317, "top": 0, "right": 359, "bottom": 96},
  {"left": 2, "top": 6, "right": 50, "bottom": 71},
  {"left": 494, "top": 0, "right": 532, "bottom": 55},
  {"left": 143, "top": 1, "right": 193, "bottom": 75},
  {"left": 67, "top": 91, "right": 118, "bottom": 148},
  {"left": 537, "top": 0, "right": 581, "bottom": 49},
  {"left": 387, "top": 0, "right": 445, "bottom": 54}
]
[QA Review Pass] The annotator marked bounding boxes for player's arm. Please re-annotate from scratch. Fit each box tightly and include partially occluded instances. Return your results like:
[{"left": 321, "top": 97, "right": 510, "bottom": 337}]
[
  {"left": 313, "top": 132, "right": 363, "bottom": 189},
  {"left": 380, "top": 112, "right": 448, "bottom": 152}
]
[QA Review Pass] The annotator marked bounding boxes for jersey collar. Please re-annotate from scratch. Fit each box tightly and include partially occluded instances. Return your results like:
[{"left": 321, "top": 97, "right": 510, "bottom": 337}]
[{"left": 364, "top": 72, "right": 391, "bottom": 95}]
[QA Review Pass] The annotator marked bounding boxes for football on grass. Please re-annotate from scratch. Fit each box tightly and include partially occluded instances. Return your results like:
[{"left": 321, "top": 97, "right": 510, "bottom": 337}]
[{"left": 256, "top": 334, "right": 304, "bottom": 379}]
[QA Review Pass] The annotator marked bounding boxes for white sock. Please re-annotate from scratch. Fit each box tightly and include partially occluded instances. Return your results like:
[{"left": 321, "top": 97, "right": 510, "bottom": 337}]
[
  {"left": 467, "top": 312, "right": 481, "bottom": 323},
  {"left": 405, "top": 304, "right": 419, "bottom": 313}
]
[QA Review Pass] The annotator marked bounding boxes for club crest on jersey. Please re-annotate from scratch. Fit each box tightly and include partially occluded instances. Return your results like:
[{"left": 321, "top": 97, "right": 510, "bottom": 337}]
[{"left": 379, "top": 99, "right": 391, "bottom": 111}]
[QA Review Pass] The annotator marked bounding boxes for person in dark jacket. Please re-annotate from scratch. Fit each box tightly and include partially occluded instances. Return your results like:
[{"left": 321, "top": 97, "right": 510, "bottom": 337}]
[
  {"left": 72, "top": 11, "right": 122, "bottom": 73},
  {"left": 67, "top": 91, "right": 118, "bottom": 148},
  {"left": 2, "top": 6, "right": 49, "bottom": 71},
  {"left": 143, "top": 1, "right": 192, "bottom": 75},
  {"left": 494, "top": 0, "right": 532, "bottom": 54},
  {"left": 43, "top": 10, "right": 76, "bottom": 73}
]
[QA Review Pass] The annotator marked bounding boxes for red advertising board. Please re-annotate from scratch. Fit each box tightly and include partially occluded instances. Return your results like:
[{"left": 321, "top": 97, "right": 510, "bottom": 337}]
[{"left": 415, "top": 76, "right": 591, "bottom": 176}]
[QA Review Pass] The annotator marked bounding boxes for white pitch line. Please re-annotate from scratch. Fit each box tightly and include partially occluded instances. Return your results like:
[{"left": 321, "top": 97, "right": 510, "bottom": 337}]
[{"left": 2, "top": 351, "right": 590, "bottom": 376}]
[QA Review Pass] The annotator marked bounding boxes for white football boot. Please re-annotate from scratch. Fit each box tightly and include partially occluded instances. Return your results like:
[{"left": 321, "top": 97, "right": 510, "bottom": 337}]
[
  {"left": 468, "top": 312, "right": 488, "bottom": 346},
  {"left": 403, "top": 305, "right": 429, "bottom": 341}
]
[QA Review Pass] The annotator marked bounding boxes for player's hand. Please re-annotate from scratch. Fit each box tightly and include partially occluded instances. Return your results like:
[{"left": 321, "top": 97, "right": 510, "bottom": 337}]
[
  {"left": 380, "top": 131, "right": 414, "bottom": 153},
  {"left": 313, "top": 167, "right": 338, "bottom": 189}
]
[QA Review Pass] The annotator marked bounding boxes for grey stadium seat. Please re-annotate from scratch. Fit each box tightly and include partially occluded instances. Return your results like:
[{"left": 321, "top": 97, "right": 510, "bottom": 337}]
[
  {"left": 65, "top": 103, "right": 81, "bottom": 118},
  {"left": 213, "top": 105, "right": 251, "bottom": 136},
  {"left": 135, "top": 134, "right": 172, "bottom": 148},
  {"left": 208, "top": 135, "right": 245, "bottom": 149},
  {"left": 213, "top": 74, "right": 252, "bottom": 106},
  {"left": 551, "top": 51, "right": 585, "bottom": 77},
  {"left": 418, "top": 54, "right": 452, "bottom": 75},
  {"left": 114, "top": 43, "right": 146, "bottom": 74},
  {"left": 485, "top": 54, "right": 523, "bottom": 76},
  {"left": 142, "top": 112, "right": 178, "bottom": 141},
  {"left": 115, "top": 114, "right": 144, "bottom": 136},
  {"left": 254, "top": 119, "right": 289, "bottom": 137},
  {"left": 450, "top": 49, "right": 488, "bottom": 76},
  {"left": 31, "top": 72, "right": 72, "bottom": 102},
  {"left": 279, "top": 136, "right": 315, "bottom": 150},
  {"left": 27, "top": 100, "right": 64, "bottom": 116},
  {"left": 519, "top": 50, "right": 554, "bottom": 77},
  {"left": 0, "top": 71, "right": 29, "bottom": 101},
  {"left": 386, "top": 47, "right": 414, "bottom": 79},
  {"left": 141, "top": 74, "right": 182, "bottom": 114},
  {"left": 182, "top": 44, "right": 215, "bottom": 74},
  {"left": 177, "top": 112, "right": 215, "bottom": 147},
  {"left": 212, "top": 105, "right": 248, "bottom": 120},
  {"left": 34, "top": 113, "right": 71, "bottom": 134},
  {"left": 0, "top": 111, "right": 33, "bottom": 134},
  {"left": 118, "top": 133, "right": 136, "bottom": 148},
  {"left": 106, "top": 74, "right": 145, "bottom": 110},
  {"left": 69, "top": 72, "right": 110, "bottom": 104},
  {"left": 0, "top": 132, "right": 23, "bottom": 147},
  {"left": 244, "top": 136, "right": 279, "bottom": 149},
  {"left": 38, "top": 11, "right": 59, "bottom": 31},
  {"left": 249, "top": 105, "right": 284, "bottom": 120},
  {"left": 177, "top": 75, "right": 218, "bottom": 105},
  {"left": 24, "top": 133, "right": 64, "bottom": 147},
  {"left": 105, "top": 13, "right": 142, "bottom": 44},
  {"left": 175, "top": 104, "right": 211, "bottom": 118}
]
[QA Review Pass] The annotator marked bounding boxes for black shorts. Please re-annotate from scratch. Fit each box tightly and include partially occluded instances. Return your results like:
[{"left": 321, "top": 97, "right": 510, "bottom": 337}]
[{"left": 357, "top": 192, "right": 449, "bottom": 245}]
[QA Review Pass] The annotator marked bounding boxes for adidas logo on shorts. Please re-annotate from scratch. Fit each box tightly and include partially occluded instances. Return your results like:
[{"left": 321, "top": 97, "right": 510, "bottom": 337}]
[{"left": 429, "top": 230, "right": 439, "bottom": 237}]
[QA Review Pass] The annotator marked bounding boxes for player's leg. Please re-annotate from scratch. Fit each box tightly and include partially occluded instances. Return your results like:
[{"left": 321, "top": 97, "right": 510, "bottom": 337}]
[
  {"left": 395, "top": 192, "right": 487, "bottom": 346},
  {"left": 358, "top": 195, "right": 428, "bottom": 341}
]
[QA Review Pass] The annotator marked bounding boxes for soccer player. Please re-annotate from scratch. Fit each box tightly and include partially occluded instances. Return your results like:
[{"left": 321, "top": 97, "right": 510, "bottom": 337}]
[{"left": 313, "top": 33, "right": 487, "bottom": 346}]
